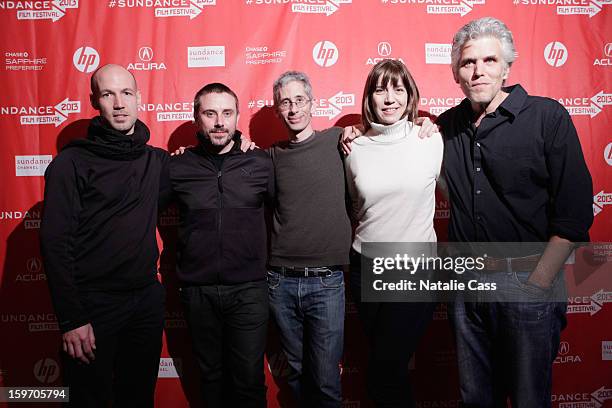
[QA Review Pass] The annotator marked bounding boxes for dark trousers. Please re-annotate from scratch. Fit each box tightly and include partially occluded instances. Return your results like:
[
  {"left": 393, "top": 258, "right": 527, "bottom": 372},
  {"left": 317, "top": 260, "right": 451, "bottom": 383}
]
[
  {"left": 350, "top": 250, "right": 435, "bottom": 408},
  {"left": 179, "top": 280, "right": 269, "bottom": 408},
  {"left": 62, "top": 281, "right": 165, "bottom": 408}
]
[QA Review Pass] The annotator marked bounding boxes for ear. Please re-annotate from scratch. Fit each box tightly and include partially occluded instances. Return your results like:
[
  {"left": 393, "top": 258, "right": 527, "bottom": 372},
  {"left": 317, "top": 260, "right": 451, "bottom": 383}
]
[
  {"left": 452, "top": 68, "right": 460, "bottom": 84},
  {"left": 502, "top": 65, "right": 510, "bottom": 81},
  {"left": 90, "top": 93, "right": 99, "bottom": 110},
  {"left": 136, "top": 90, "right": 142, "bottom": 105}
]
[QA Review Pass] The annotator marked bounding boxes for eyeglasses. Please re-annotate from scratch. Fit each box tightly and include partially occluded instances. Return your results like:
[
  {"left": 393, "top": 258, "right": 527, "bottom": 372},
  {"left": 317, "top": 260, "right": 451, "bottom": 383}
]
[{"left": 277, "top": 97, "right": 311, "bottom": 111}]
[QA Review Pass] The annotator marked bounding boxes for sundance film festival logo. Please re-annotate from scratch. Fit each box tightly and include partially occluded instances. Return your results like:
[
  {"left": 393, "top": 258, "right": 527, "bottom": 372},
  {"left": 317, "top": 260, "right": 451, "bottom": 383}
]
[
  {"left": 381, "top": 0, "right": 485, "bottom": 17},
  {"left": 127, "top": 46, "right": 167, "bottom": 71},
  {"left": 594, "top": 190, "right": 612, "bottom": 216},
  {"left": 1, "top": 97, "right": 80, "bottom": 127},
  {"left": 15, "top": 155, "right": 52, "bottom": 176},
  {"left": 246, "top": 0, "right": 351, "bottom": 17},
  {"left": 313, "top": 91, "right": 355, "bottom": 120},
  {"left": 557, "top": 91, "right": 611, "bottom": 118},
  {"left": 567, "top": 289, "right": 612, "bottom": 315},
  {"left": 435, "top": 199, "right": 450, "bottom": 219},
  {"left": 544, "top": 41, "right": 568, "bottom": 67},
  {"left": 73, "top": 46, "right": 99, "bottom": 73},
  {"left": 365, "top": 41, "right": 405, "bottom": 65},
  {"left": 1, "top": 0, "right": 79, "bottom": 22},
  {"left": 0, "top": 209, "right": 41, "bottom": 229},
  {"left": 33, "top": 358, "right": 59, "bottom": 384},
  {"left": 513, "top": 0, "right": 609, "bottom": 18},
  {"left": 139, "top": 101, "right": 193, "bottom": 122},
  {"left": 553, "top": 386, "right": 612, "bottom": 407},
  {"left": 313, "top": 41, "right": 338, "bottom": 68},
  {"left": 420, "top": 96, "right": 463, "bottom": 116},
  {"left": 107, "top": 0, "right": 215, "bottom": 19},
  {"left": 594, "top": 42, "right": 612, "bottom": 66}
]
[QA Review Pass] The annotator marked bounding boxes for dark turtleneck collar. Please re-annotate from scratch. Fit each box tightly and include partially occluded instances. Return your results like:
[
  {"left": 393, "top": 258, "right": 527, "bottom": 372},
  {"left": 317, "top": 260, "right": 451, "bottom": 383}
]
[{"left": 64, "top": 116, "right": 150, "bottom": 161}]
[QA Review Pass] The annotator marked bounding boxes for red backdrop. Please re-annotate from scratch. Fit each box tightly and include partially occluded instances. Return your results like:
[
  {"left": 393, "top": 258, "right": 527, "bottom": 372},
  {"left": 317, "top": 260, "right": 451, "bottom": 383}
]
[{"left": 0, "top": 1, "right": 610, "bottom": 407}]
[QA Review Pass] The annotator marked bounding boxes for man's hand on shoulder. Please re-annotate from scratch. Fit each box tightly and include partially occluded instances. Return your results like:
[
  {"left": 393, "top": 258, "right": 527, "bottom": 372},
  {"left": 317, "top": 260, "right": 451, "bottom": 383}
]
[
  {"left": 340, "top": 124, "right": 364, "bottom": 156},
  {"left": 239, "top": 133, "right": 257, "bottom": 152},
  {"left": 415, "top": 116, "right": 440, "bottom": 139},
  {"left": 63, "top": 323, "right": 96, "bottom": 364}
]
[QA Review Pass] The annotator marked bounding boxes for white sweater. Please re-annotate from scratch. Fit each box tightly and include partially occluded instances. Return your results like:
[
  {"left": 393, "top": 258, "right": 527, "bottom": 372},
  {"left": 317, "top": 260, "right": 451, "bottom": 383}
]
[{"left": 344, "top": 118, "right": 444, "bottom": 254}]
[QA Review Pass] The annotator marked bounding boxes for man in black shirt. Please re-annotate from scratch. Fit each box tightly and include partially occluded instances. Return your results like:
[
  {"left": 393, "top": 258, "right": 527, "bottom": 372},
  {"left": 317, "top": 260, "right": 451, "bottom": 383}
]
[
  {"left": 40, "top": 64, "right": 168, "bottom": 407},
  {"left": 168, "top": 83, "right": 274, "bottom": 408},
  {"left": 437, "top": 18, "right": 593, "bottom": 407}
]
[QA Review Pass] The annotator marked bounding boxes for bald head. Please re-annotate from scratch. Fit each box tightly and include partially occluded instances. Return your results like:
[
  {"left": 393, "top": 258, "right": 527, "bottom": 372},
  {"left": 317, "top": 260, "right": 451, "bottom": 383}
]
[
  {"left": 89, "top": 63, "right": 141, "bottom": 135},
  {"left": 90, "top": 64, "right": 137, "bottom": 97}
]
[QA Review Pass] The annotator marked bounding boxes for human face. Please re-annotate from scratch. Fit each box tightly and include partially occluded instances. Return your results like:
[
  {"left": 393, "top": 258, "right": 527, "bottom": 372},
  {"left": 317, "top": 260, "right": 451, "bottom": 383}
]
[
  {"left": 277, "top": 80, "right": 314, "bottom": 136},
  {"left": 371, "top": 77, "right": 408, "bottom": 125},
  {"left": 454, "top": 37, "right": 510, "bottom": 112},
  {"left": 91, "top": 65, "right": 141, "bottom": 135},
  {"left": 196, "top": 92, "right": 238, "bottom": 150}
]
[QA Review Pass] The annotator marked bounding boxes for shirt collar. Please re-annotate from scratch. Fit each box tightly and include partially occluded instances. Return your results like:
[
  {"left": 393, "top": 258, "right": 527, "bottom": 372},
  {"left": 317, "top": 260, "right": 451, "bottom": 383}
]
[{"left": 457, "top": 83, "right": 528, "bottom": 121}]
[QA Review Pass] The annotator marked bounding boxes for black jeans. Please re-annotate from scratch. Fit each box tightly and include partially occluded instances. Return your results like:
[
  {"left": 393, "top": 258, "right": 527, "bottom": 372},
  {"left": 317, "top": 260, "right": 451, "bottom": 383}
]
[
  {"left": 350, "top": 250, "right": 435, "bottom": 408},
  {"left": 179, "top": 280, "right": 268, "bottom": 408},
  {"left": 62, "top": 281, "right": 165, "bottom": 408}
]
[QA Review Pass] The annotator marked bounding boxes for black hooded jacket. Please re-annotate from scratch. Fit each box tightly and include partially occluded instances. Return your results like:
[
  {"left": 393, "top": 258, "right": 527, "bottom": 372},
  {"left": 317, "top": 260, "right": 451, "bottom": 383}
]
[{"left": 40, "top": 117, "right": 169, "bottom": 333}]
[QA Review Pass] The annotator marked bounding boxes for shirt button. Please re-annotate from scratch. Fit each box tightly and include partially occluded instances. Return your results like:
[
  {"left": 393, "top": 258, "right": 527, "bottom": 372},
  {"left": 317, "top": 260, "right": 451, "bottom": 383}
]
[
  {"left": 476, "top": 190, "right": 481, "bottom": 195},
  {"left": 476, "top": 142, "right": 481, "bottom": 147},
  {"left": 476, "top": 167, "right": 481, "bottom": 172},
  {"left": 476, "top": 215, "right": 481, "bottom": 221}
]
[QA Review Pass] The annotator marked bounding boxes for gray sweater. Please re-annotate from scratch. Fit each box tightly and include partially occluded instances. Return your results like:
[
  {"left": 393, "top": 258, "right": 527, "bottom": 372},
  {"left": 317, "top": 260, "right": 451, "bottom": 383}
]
[{"left": 268, "top": 127, "right": 352, "bottom": 267}]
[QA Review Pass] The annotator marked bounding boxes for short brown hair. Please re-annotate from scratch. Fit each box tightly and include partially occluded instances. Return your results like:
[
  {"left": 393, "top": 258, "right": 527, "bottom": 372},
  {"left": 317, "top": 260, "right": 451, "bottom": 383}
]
[{"left": 361, "top": 59, "right": 419, "bottom": 131}]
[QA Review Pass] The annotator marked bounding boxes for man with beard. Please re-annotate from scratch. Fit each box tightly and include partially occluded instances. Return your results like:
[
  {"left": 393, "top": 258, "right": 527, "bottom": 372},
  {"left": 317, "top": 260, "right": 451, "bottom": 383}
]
[
  {"left": 40, "top": 64, "right": 168, "bottom": 407},
  {"left": 168, "top": 83, "right": 274, "bottom": 408}
]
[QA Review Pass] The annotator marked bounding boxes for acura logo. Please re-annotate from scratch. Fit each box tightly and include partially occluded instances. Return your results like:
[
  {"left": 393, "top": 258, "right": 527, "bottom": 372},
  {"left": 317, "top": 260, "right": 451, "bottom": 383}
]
[
  {"left": 378, "top": 42, "right": 392, "bottom": 57},
  {"left": 558, "top": 341, "right": 570, "bottom": 356},
  {"left": 26, "top": 257, "right": 42, "bottom": 274},
  {"left": 604, "top": 43, "right": 612, "bottom": 58},
  {"left": 138, "top": 46, "right": 153, "bottom": 62}
]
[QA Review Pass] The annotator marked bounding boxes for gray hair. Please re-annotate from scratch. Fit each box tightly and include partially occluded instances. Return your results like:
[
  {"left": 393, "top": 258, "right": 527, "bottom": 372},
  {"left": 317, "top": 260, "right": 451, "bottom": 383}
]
[
  {"left": 272, "top": 71, "right": 314, "bottom": 107},
  {"left": 451, "top": 17, "right": 517, "bottom": 76}
]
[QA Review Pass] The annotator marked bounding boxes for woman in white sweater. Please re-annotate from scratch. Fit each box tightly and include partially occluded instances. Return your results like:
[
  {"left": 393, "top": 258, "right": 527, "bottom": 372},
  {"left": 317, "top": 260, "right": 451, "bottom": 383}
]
[{"left": 344, "top": 59, "right": 443, "bottom": 407}]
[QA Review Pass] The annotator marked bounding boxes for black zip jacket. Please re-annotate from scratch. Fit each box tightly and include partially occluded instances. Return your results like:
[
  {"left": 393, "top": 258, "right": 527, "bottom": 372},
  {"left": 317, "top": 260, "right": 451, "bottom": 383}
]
[
  {"left": 40, "top": 118, "right": 169, "bottom": 333},
  {"left": 168, "top": 140, "right": 274, "bottom": 285}
]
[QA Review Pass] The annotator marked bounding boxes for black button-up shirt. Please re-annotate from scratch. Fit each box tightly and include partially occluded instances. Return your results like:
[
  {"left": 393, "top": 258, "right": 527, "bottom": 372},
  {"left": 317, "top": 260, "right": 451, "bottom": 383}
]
[{"left": 438, "top": 84, "right": 593, "bottom": 243}]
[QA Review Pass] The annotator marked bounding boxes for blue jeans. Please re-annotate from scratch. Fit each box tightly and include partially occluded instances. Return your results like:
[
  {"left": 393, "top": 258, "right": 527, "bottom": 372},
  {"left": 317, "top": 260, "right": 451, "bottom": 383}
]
[
  {"left": 449, "top": 270, "right": 567, "bottom": 408},
  {"left": 267, "top": 268, "right": 345, "bottom": 408}
]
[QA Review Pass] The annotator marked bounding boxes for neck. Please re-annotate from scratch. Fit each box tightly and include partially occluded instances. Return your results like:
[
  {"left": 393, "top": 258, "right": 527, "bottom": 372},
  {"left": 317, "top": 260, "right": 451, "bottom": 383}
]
[
  {"left": 205, "top": 140, "right": 235, "bottom": 155},
  {"left": 288, "top": 126, "right": 314, "bottom": 143},
  {"left": 470, "top": 90, "right": 509, "bottom": 126}
]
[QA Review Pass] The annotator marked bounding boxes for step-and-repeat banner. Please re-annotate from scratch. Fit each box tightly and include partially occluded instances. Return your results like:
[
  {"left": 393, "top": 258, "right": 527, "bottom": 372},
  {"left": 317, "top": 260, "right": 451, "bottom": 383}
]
[{"left": 0, "top": 1, "right": 610, "bottom": 407}]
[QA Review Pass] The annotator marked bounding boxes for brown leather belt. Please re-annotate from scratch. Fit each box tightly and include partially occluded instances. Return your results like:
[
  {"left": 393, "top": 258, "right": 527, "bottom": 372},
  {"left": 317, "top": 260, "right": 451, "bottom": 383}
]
[{"left": 483, "top": 254, "right": 541, "bottom": 272}]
